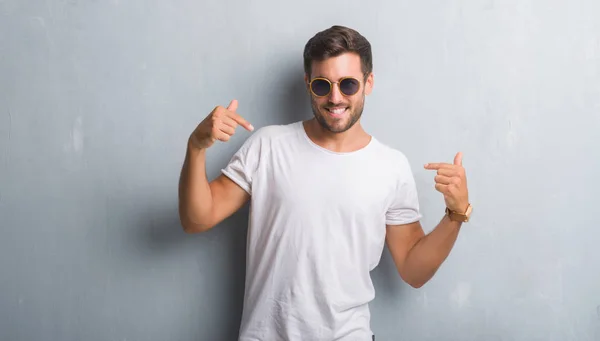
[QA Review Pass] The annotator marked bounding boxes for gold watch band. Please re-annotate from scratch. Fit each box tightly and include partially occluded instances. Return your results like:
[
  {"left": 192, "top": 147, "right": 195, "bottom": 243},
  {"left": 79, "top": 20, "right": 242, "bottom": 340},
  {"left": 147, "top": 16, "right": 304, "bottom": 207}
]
[{"left": 445, "top": 204, "right": 472, "bottom": 222}]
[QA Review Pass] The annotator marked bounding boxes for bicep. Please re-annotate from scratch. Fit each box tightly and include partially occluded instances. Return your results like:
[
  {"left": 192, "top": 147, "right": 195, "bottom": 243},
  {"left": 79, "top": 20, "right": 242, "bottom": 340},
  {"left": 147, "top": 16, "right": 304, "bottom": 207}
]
[
  {"left": 208, "top": 174, "right": 250, "bottom": 227},
  {"left": 385, "top": 221, "right": 425, "bottom": 271}
]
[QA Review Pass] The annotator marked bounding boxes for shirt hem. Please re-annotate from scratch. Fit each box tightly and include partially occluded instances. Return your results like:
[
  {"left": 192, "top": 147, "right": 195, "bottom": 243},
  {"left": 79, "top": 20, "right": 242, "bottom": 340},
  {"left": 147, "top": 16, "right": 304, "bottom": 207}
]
[{"left": 221, "top": 169, "right": 251, "bottom": 194}]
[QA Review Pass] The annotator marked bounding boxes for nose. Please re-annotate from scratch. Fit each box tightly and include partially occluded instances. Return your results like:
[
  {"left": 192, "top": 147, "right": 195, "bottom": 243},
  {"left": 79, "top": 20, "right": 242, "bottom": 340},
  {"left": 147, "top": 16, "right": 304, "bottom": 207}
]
[{"left": 328, "top": 82, "right": 343, "bottom": 104}]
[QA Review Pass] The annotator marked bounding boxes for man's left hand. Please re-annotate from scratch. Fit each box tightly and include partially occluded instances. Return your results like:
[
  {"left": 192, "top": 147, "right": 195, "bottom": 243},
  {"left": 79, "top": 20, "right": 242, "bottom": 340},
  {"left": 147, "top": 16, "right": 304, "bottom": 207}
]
[{"left": 424, "top": 152, "right": 469, "bottom": 213}]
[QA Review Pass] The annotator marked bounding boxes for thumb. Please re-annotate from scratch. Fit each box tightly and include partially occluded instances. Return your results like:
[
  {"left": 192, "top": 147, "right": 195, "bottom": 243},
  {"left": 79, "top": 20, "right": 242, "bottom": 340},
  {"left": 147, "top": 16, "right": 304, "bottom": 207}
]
[
  {"left": 454, "top": 152, "right": 463, "bottom": 166},
  {"left": 227, "top": 99, "right": 238, "bottom": 112}
]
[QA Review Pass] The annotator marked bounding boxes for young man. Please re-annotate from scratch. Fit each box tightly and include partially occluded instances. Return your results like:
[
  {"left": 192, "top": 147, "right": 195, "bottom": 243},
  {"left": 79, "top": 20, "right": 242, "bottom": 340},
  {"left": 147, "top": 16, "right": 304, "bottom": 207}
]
[{"left": 178, "top": 25, "right": 472, "bottom": 341}]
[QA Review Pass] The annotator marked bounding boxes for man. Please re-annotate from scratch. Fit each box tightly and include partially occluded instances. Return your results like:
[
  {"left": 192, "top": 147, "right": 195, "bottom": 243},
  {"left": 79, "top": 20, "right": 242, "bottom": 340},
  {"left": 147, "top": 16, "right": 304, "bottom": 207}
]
[{"left": 178, "top": 25, "right": 472, "bottom": 341}]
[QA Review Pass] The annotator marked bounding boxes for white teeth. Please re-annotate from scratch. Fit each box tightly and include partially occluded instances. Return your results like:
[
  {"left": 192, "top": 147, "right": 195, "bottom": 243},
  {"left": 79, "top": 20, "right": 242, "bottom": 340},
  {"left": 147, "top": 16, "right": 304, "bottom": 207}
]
[{"left": 329, "top": 108, "right": 346, "bottom": 114}]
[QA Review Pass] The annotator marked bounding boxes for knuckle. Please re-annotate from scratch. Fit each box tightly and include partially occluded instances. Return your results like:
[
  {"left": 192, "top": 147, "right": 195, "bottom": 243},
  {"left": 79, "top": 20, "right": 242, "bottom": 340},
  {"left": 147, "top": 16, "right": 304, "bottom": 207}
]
[{"left": 215, "top": 106, "right": 225, "bottom": 115}]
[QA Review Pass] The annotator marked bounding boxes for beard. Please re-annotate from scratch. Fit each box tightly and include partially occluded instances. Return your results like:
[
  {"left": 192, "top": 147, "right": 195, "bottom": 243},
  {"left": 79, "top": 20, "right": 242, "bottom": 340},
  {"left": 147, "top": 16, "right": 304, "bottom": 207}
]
[{"left": 310, "top": 94, "right": 365, "bottom": 134}]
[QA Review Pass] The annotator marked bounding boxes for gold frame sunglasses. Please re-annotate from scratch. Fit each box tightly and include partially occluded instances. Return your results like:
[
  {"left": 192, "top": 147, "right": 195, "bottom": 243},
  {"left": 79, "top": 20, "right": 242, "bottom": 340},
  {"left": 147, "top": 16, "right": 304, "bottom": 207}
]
[{"left": 308, "top": 77, "right": 361, "bottom": 97}]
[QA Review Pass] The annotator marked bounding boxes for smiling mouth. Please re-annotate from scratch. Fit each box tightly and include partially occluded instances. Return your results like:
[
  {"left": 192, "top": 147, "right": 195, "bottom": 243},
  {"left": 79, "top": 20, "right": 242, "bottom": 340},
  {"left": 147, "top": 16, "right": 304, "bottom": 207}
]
[{"left": 325, "top": 107, "right": 348, "bottom": 117}]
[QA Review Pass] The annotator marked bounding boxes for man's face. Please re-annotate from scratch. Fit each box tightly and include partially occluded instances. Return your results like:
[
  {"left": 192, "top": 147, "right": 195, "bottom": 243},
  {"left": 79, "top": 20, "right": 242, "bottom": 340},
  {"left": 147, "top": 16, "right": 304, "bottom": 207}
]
[{"left": 305, "top": 53, "right": 373, "bottom": 133}]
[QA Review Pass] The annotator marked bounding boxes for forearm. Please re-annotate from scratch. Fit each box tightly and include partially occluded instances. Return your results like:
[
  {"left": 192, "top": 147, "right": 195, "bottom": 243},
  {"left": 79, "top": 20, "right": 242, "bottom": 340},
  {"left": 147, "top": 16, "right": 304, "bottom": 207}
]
[
  {"left": 403, "top": 216, "right": 462, "bottom": 287},
  {"left": 178, "top": 139, "right": 214, "bottom": 231}
]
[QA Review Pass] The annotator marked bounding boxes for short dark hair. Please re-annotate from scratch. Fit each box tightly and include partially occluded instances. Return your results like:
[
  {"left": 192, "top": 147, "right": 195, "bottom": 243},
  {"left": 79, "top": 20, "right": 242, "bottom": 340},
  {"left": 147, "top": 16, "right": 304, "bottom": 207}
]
[{"left": 303, "top": 25, "right": 373, "bottom": 80}]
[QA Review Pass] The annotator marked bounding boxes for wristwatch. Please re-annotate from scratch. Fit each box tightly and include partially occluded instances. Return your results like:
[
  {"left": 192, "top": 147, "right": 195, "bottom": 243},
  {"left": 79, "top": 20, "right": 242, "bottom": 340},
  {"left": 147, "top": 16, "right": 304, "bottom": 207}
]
[{"left": 446, "top": 204, "right": 472, "bottom": 222}]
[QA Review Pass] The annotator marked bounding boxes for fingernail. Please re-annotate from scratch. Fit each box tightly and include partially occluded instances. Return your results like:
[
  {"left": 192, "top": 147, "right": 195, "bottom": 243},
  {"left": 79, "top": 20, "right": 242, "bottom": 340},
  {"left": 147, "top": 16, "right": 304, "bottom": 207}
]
[{"left": 249, "top": 124, "right": 254, "bottom": 131}]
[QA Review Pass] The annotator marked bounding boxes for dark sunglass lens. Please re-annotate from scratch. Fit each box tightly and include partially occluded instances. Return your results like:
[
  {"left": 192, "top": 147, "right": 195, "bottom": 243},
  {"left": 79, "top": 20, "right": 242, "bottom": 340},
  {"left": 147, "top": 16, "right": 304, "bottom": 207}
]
[
  {"left": 311, "top": 79, "right": 331, "bottom": 96},
  {"left": 340, "top": 78, "right": 359, "bottom": 96}
]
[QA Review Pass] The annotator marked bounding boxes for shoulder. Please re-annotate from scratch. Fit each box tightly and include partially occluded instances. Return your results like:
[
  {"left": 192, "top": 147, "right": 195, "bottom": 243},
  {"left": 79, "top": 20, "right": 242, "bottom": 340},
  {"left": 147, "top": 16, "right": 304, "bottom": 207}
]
[
  {"left": 367, "top": 137, "right": 418, "bottom": 188},
  {"left": 369, "top": 138, "right": 412, "bottom": 169},
  {"left": 233, "top": 121, "right": 302, "bottom": 157},
  {"left": 236, "top": 121, "right": 302, "bottom": 151},
  {"left": 244, "top": 121, "right": 301, "bottom": 144}
]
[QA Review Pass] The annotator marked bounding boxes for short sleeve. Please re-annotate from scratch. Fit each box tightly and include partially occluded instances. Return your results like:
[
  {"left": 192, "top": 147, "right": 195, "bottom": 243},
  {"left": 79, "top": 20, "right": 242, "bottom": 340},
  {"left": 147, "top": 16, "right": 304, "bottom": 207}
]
[
  {"left": 221, "top": 132, "right": 263, "bottom": 195},
  {"left": 385, "top": 157, "right": 422, "bottom": 225}
]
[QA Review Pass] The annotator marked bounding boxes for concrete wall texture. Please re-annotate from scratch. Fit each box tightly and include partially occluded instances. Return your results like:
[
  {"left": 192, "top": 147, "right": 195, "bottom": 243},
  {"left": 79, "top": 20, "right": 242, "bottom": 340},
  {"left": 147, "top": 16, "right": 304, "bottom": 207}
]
[{"left": 1, "top": 0, "right": 599, "bottom": 340}]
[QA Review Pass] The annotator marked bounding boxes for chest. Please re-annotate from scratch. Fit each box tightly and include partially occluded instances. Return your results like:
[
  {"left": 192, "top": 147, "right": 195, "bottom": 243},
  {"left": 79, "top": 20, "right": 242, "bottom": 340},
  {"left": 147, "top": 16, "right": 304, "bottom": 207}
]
[{"left": 256, "top": 150, "right": 395, "bottom": 219}]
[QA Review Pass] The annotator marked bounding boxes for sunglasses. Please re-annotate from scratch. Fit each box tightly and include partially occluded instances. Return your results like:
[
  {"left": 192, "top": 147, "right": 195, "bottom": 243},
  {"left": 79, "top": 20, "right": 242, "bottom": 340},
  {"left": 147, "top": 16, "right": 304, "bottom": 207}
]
[{"left": 308, "top": 77, "right": 361, "bottom": 97}]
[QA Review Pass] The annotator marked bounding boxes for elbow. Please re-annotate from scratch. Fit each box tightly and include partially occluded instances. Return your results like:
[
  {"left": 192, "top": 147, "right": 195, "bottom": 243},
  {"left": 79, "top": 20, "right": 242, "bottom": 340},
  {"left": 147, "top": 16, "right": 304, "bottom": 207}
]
[
  {"left": 181, "top": 219, "right": 214, "bottom": 234},
  {"left": 178, "top": 210, "right": 214, "bottom": 234},
  {"left": 398, "top": 269, "right": 431, "bottom": 289},
  {"left": 179, "top": 202, "right": 215, "bottom": 234},
  {"left": 407, "top": 279, "right": 427, "bottom": 289},
  {"left": 182, "top": 223, "right": 210, "bottom": 234}
]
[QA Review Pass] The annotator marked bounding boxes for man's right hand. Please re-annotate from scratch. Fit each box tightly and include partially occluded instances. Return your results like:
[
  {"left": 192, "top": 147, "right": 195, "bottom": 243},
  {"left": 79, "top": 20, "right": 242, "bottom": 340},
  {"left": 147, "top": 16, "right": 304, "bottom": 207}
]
[
  {"left": 189, "top": 99, "right": 254, "bottom": 150},
  {"left": 179, "top": 99, "right": 254, "bottom": 233}
]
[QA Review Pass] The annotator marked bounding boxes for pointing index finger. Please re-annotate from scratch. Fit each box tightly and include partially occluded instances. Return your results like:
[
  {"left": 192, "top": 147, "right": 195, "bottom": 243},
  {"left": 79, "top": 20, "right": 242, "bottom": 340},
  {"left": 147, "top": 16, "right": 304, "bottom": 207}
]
[
  {"left": 424, "top": 162, "right": 452, "bottom": 170},
  {"left": 228, "top": 111, "right": 254, "bottom": 131}
]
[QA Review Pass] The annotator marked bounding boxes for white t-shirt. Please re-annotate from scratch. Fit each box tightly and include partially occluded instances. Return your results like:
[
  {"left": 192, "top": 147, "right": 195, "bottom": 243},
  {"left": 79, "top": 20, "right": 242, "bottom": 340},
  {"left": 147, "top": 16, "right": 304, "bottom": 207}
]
[{"left": 221, "top": 121, "right": 422, "bottom": 341}]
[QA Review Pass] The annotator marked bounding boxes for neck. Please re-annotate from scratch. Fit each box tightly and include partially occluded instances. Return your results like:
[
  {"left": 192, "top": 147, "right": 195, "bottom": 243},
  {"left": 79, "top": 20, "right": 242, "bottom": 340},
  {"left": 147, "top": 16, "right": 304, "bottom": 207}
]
[{"left": 303, "top": 118, "right": 371, "bottom": 153}]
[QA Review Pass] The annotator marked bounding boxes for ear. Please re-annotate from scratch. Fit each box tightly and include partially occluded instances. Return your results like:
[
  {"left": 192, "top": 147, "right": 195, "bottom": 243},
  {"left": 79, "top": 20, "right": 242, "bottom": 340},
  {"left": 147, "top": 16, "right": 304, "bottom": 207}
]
[
  {"left": 304, "top": 74, "right": 311, "bottom": 91},
  {"left": 364, "top": 72, "right": 374, "bottom": 95}
]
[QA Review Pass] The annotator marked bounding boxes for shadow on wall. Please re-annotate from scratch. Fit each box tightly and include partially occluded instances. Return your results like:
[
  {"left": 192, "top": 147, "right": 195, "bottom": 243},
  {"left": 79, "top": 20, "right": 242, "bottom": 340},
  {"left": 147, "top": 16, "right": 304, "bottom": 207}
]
[
  {"left": 120, "top": 62, "right": 310, "bottom": 339},
  {"left": 124, "top": 192, "right": 250, "bottom": 340},
  {"left": 273, "top": 64, "right": 313, "bottom": 124}
]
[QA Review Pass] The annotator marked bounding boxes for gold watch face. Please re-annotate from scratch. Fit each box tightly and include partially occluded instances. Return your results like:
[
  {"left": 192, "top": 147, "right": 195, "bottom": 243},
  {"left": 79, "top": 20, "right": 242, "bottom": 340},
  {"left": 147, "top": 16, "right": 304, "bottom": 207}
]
[
  {"left": 465, "top": 205, "right": 472, "bottom": 217},
  {"left": 447, "top": 205, "right": 472, "bottom": 222}
]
